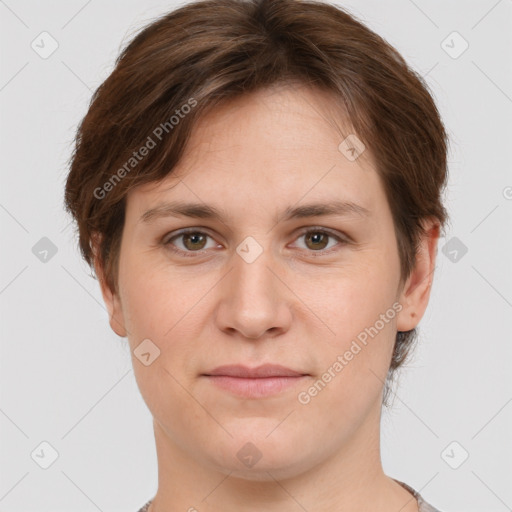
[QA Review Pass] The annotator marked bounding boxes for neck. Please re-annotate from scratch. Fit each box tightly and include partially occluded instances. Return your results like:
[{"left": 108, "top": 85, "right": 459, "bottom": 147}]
[{"left": 148, "top": 401, "right": 418, "bottom": 512}]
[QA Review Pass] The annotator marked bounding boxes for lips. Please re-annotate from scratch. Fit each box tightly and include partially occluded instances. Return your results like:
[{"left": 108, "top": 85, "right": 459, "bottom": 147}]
[
  {"left": 203, "top": 364, "right": 307, "bottom": 378},
  {"left": 202, "top": 364, "right": 309, "bottom": 398}
]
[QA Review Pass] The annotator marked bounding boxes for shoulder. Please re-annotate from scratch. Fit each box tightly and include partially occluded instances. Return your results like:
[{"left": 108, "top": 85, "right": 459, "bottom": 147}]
[
  {"left": 395, "top": 479, "right": 444, "bottom": 512},
  {"left": 418, "top": 498, "right": 443, "bottom": 512},
  {"left": 136, "top": 500, "right": 152, "bottom": 512}
]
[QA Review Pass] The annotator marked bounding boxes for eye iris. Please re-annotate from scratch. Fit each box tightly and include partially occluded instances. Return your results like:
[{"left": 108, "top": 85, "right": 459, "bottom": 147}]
[
  {"left": 183, "top": 233, "right": 207, "bottom": 250},
  {"left": 305, "top": 232, "right": 328, "bottom": 250}
]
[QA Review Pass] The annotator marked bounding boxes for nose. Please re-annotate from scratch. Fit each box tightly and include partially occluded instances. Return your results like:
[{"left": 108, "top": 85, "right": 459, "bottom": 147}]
[{"left": 214, "top": 242, "right": 293, "bottom": 340}]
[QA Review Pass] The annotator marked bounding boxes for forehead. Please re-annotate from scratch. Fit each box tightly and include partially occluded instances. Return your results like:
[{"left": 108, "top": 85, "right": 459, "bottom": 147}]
[
  {"left": 181, "top": 84, "right": 361, "bottom": 163},
  {"left": 126, "top": 84, "right": 384, "bottom": 220}
]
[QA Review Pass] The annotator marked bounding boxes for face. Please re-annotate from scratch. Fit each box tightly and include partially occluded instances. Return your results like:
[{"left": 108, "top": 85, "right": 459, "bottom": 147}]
[{"left": 97, "top": 84, "right": 436, "bottom": 481}]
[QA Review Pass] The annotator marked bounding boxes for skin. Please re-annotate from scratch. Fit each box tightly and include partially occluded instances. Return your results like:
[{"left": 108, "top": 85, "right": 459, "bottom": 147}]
[{"left": 94, "top": 83, "right": 439, "bottom": 512}]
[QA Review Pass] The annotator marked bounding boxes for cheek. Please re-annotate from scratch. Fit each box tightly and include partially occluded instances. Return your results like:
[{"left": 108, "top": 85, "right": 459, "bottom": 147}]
[
  {"left": 120, "top": 265, "right": 208, "bottom": 425},
  {"left": 294, "top": 284, "right": 398, "bottom": 435},
  {"left": 291, "top": 249, "right": 400, "bottom": 401},
  {"left": 119, "top": 256, "right": 213, "bottom": 341},
  {"left": 292, "top": 246, "right": 400, "bottom": 341},
  {"left": 118, "top": 258, "right": 219, "bottom": 388}
]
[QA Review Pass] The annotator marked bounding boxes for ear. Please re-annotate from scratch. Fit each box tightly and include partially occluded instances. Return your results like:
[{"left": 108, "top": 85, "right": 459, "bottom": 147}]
[
  {"left": 396, "top": 218, "right": 440, "bottom": 332},
  {"left": 91, "top": 233, "right": 127, "bottom": 338}
]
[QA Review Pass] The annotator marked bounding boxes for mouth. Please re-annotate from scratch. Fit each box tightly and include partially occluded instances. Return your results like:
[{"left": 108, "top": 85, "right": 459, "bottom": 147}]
[{"left": 201, "top": 364, "right": 310, "bottom": 398}]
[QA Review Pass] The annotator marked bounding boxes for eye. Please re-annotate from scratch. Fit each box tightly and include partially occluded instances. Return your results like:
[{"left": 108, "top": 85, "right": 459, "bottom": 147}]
[
  {"left": 163, "top": 229, "right": 219, "bottom": 257},
  {"left": 291, "top": 228, "right": 347, "bottom": 255}
]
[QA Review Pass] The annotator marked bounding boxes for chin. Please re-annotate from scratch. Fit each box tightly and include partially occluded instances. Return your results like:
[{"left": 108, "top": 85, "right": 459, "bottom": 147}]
[
  {"left": 218, "top": 453, "right": 311, "bottom": 483},
  {"left": 203, "top": 429, "right": 314, "bottom": 481}
]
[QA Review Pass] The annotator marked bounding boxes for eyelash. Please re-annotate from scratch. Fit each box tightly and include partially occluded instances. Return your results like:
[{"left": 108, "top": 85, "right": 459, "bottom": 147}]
[{"left": 162, "top": 227, "right": 350, "bottom": 258}]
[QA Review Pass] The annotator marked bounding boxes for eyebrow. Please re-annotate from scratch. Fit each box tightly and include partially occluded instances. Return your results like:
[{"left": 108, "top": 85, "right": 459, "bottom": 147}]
[{"left": 139, "top": 199, "right": 371, "bottom": 224}]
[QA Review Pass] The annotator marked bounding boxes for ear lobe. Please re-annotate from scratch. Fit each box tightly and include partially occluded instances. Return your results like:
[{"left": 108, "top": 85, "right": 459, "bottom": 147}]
[
  {"left": 396, "top": 219, "right": 440, "bottom": 333},
  {"left": 91, "top": 232, "right": 128, "bottom": 338}
]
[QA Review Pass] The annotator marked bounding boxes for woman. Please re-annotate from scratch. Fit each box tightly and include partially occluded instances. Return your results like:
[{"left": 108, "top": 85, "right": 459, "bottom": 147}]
[{"left": 64, "top": 0, "right": 449, "bottom": 510}]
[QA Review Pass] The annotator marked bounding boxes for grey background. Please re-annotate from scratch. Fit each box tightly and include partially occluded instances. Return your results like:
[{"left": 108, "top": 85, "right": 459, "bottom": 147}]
[{"left": 1, "top": 0, "right": 511, "bottom": 510}]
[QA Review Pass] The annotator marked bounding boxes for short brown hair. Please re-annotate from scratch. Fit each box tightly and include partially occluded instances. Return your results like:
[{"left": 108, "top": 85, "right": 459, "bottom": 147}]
[{"left": 64, "top": 0, "right": 449, "bottom": 399}]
